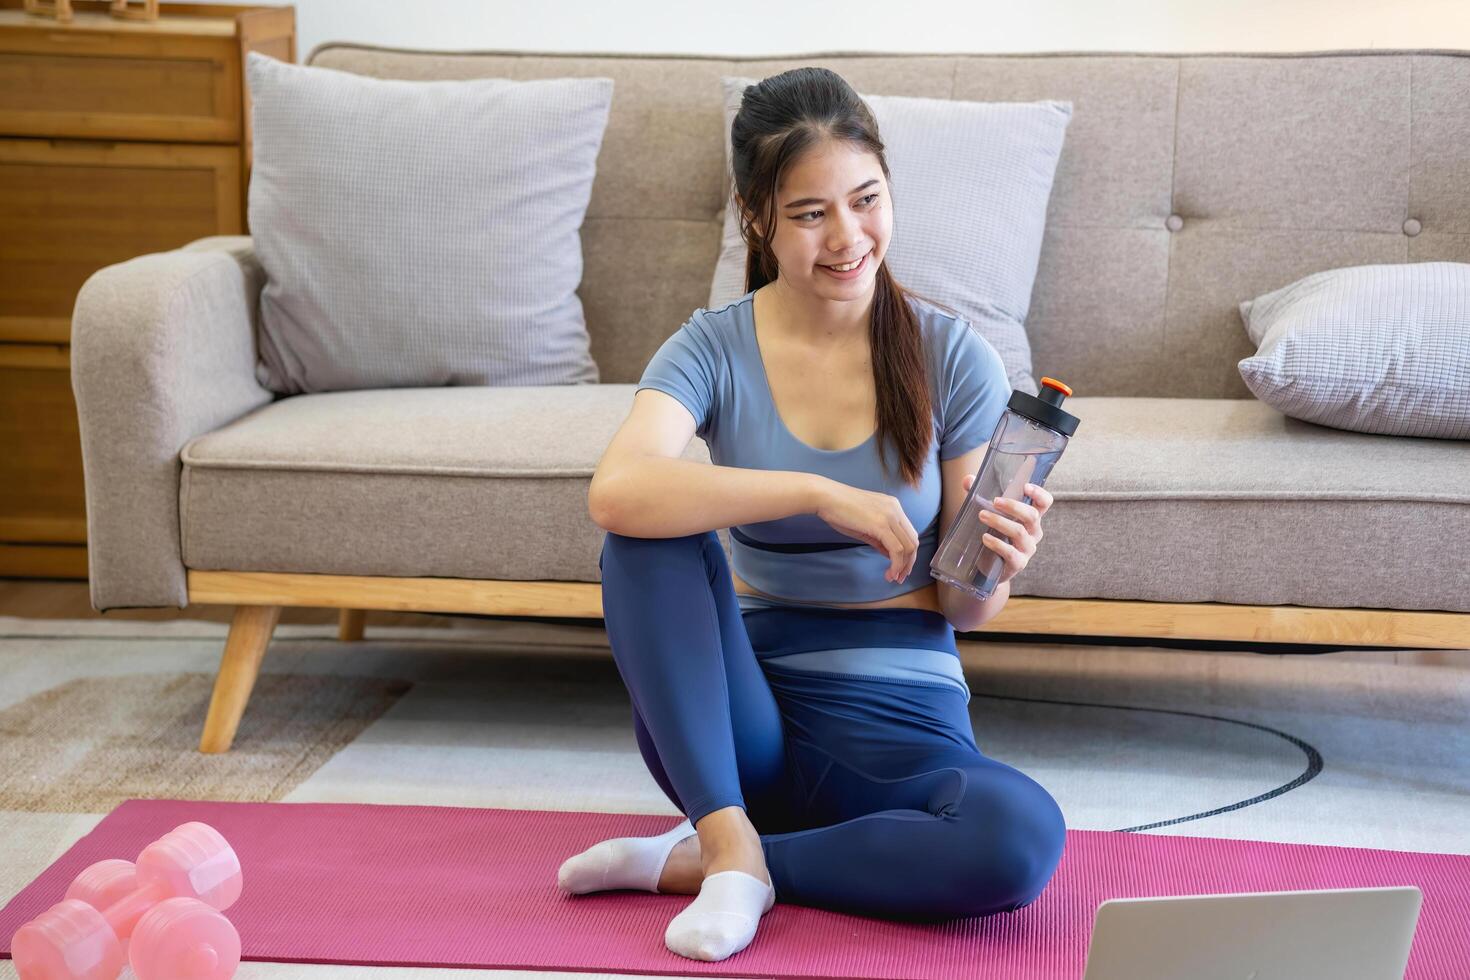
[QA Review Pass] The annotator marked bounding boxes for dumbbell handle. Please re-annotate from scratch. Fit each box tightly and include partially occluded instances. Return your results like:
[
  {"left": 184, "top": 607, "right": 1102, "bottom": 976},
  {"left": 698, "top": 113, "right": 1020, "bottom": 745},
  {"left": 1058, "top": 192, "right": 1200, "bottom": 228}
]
[{"left": 95, "top": 880, "right": 172, "bottom": 942}]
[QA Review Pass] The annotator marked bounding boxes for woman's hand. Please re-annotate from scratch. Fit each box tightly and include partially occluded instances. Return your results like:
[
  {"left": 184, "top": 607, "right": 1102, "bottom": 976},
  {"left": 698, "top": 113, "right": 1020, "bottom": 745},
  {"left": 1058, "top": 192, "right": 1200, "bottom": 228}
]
[
  {"left": 961, "top": 477, "right": 1053, "bottom": 586},
  {"left": 814, "top": 481, "right": 920, "bottom": 584}
]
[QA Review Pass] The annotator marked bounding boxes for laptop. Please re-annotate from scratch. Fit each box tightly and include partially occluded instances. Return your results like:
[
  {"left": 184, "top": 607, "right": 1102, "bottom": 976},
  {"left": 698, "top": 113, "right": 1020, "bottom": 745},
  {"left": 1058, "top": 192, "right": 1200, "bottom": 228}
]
[{"left": 1081, "top": 886, "right": 1423, "bottom": 980}]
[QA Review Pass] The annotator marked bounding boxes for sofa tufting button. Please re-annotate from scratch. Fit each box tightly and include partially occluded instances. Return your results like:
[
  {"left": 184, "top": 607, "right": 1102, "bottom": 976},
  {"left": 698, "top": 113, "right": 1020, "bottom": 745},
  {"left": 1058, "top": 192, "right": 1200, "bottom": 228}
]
[
  {"left": 1165, "top": 213, "right": 1184, "bottom": 232},
  {"left": 1403, "top": 218, "right": 1422, "bottom": 237}
]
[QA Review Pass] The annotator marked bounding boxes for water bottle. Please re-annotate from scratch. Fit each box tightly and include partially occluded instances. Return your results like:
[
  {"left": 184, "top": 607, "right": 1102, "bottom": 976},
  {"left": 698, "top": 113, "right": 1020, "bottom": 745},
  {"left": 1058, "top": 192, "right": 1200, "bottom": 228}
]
[{"left": 930, "top": 377, "right": 1079, "bottom": 601}]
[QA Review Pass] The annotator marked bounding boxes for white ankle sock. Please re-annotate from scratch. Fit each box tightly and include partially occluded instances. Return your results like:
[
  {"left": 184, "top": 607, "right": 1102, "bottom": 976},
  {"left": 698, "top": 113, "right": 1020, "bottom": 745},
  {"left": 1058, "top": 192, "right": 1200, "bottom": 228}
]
[
  {"left": 663, "top": 869, "right": 777, "bottom": 962},
  {"left": 556, "top": 818, "right": 697, "bottom": 894}
]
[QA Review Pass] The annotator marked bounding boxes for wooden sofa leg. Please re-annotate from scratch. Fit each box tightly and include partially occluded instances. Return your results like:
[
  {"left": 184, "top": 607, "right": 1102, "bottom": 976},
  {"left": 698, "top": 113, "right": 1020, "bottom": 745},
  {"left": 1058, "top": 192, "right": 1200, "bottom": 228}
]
[
  {"left": 339, "top": 608, "right": 366, "bottom": 642},
  {"left": 199, "top": 604, "right": 281, "bottom": 754}
]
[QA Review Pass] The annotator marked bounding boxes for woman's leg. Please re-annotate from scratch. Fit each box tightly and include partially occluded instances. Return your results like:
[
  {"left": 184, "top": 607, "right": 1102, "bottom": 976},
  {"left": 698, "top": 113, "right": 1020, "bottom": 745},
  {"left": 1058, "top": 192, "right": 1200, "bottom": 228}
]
[
  {"left": 600, "top": 529, "right": 802, "bottom": 959},
  {"left": 758, "top": 665, "right": 1068, "bottom": 922},
  {"left": 599, "top": 530, "right": 1065, "bottom": 921},
  {"left": 598, "top": 529, "right": 800, "bottom": 833}
]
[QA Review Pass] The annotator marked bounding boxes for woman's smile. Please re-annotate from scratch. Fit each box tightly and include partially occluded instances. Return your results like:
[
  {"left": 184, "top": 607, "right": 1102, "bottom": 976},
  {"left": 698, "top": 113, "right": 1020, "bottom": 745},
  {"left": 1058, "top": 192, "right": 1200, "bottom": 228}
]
[{"left": 818, "top": 250, "right": 871, "bottom": 280}]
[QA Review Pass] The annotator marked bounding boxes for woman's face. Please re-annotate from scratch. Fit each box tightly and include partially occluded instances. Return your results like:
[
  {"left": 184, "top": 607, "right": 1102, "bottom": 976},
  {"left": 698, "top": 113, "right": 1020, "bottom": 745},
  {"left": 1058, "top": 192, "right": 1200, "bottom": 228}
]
[{"left": 750, "top": 140, "right": 891, "bottom": 305}]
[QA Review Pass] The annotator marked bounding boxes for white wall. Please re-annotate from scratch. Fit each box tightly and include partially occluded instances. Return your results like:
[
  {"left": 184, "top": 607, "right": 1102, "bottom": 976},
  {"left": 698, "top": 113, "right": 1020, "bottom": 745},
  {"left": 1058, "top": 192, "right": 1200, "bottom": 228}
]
[{"left": 207, "top": 0, "right": 1470, "bottom": 63}]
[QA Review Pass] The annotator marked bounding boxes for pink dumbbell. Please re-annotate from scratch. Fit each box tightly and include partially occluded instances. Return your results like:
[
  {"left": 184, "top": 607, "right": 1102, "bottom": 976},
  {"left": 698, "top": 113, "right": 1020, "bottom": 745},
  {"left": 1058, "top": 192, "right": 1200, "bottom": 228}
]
[{"left": 11, "top": 821, "right": 243, "bottom": 980}]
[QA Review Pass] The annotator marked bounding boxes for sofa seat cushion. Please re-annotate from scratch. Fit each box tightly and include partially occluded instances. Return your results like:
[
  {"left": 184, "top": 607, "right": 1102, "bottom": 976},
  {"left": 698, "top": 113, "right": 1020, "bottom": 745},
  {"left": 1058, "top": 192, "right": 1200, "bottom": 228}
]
[
  {"left": 180, "top": 386, "right": 716, "bottom": 585},
  {"left": 179, "top": 389, "right": 1470, "bottom": 613},
  {"left": 1024, "top": 398, "right": 1469, "bottom": 613}
]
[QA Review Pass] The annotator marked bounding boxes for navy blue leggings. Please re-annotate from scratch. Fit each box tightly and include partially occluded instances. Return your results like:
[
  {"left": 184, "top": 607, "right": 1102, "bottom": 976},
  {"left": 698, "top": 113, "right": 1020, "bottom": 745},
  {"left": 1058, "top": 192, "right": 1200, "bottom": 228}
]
[{"left": 598, "top": 529, "right": 1067, "bottom": 922}]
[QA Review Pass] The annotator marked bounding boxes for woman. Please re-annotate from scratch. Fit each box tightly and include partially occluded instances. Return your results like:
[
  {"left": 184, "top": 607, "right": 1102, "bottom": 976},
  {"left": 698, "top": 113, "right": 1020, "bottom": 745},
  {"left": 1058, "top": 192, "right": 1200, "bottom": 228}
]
[{"left": 560, "top": 67, "right": 1066, "bottom": 963}]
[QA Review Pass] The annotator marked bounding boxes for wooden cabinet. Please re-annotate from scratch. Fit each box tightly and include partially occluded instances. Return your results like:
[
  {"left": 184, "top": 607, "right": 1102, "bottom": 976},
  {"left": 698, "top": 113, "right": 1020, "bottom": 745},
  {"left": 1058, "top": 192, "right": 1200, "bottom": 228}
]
[{"left": 0, "top": 0, "right": 293, "bottom": 578}]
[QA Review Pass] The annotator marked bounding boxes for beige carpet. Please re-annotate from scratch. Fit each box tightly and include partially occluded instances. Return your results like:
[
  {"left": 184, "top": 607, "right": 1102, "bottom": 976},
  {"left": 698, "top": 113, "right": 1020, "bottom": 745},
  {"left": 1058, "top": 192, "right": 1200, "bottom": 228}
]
[
  {"left": 0, "top": 672, "right": 411, "bottom": 813},
  {"left": 1, "top": 614, "right": 1466, "bottom": 980}
]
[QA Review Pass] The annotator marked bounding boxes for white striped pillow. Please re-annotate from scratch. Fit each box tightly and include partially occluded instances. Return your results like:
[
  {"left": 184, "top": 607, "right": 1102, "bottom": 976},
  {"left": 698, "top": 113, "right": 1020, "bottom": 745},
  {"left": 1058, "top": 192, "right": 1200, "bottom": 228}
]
[{"left": 1238, "top": 263, "right": 1470, "bottom": 440}]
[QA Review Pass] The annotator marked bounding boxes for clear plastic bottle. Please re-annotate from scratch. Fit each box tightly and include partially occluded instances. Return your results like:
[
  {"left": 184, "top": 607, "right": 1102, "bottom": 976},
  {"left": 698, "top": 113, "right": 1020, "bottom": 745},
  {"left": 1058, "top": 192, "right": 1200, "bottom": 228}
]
[{"left": 930, "top": 377, "right": 1079, "bottom": 601}]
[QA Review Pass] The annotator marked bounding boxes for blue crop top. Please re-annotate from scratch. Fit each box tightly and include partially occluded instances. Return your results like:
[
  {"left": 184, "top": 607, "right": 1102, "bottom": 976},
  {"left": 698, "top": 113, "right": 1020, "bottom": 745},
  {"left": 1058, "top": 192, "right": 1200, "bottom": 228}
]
[{"left": 635, "top": 289, "right": 1013, "bottom": 607}]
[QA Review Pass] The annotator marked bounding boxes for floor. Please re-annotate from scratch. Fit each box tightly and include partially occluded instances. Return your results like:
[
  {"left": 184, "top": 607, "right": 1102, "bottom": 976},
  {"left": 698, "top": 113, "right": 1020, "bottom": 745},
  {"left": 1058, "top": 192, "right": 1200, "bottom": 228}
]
[{"left": 2, "top": 578, "right": 1465, "bottom": 979}]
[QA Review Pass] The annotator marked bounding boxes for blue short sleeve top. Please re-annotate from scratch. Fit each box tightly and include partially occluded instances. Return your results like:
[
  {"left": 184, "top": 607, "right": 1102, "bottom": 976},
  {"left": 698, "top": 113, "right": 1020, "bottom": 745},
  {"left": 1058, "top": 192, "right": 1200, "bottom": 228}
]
[{"left": 634, "top": 289, "right": 1013, "bottom": 607}]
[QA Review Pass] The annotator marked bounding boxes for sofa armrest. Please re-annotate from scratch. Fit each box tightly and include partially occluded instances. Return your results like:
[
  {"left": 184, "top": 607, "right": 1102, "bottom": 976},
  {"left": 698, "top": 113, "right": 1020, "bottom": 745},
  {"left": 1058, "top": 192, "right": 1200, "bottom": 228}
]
[{"left": 71, "top": 235, "right": 276, "bottom": 611}]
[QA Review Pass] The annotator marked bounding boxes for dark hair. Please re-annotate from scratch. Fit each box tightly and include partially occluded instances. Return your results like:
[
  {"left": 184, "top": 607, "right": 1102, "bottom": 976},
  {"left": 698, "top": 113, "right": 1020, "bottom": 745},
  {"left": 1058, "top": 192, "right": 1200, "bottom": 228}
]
[{"left": 730, "top": 67, "right": 948, "bottom": 488}]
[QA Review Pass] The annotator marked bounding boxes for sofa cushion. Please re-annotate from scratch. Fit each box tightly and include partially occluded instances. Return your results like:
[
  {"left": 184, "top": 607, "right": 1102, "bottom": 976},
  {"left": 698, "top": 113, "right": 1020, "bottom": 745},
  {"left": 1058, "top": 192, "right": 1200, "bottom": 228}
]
[
  {"left": 179, "top": 390, "right": 1470, "bottom": 613},
  {"left": 245, "top": 52, "right": 613, "bottom": 395},
  {"left": 179, "top": 387, "right": 722, "bottom": 585},
  {"left": 1238, "top": 262, "right": 1470, "bottom": 440},
  {"left": 708, "top": 75, "right": 1071, "bottom": 398}
]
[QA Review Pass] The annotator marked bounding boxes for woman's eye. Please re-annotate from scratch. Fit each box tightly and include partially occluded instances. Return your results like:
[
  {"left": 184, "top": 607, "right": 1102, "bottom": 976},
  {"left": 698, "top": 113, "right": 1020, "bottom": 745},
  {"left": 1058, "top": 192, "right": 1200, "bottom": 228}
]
[{"left": 795, "top": 194, "right": 880, "bottom": 222}]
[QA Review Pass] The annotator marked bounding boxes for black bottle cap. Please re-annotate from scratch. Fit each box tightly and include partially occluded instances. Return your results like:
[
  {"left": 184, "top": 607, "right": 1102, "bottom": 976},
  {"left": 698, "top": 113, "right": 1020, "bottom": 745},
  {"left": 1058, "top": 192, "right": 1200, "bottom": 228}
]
[{"left": 1006, "top": 377, "right": 1079, "bottom": 437}]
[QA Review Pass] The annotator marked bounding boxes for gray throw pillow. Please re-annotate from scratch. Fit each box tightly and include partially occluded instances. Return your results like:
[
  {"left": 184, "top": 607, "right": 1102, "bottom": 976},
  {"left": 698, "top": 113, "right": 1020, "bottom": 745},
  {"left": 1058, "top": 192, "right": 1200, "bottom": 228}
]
[
  {"left": 710, "top": 75, "right": 1072, "bottom": 397},
  {"left": 1238, "top": 262, "right": 1470, "bottom": 440},
  {"left": 246, "top": 52, "right": 613, "bottom": 394}
]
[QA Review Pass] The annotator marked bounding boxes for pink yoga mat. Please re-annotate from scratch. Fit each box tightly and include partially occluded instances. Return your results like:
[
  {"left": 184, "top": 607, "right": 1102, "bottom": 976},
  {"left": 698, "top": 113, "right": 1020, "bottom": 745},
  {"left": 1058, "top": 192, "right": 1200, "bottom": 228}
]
[{"left": 1, "top": 799, "right": 1464, "bottom": 979}]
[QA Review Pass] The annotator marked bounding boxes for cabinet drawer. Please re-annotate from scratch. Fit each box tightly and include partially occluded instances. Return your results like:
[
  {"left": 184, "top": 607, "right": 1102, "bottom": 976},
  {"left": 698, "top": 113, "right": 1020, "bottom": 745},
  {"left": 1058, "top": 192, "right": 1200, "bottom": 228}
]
[
  {"left": 0, "top": 343, "right": 86, "bottom": 547},
  {"left": 0, "top": 137, "right": 241, "bottom": 343},
  {"left": 0, "top": 17, "right": 240, "bottom": 142}
]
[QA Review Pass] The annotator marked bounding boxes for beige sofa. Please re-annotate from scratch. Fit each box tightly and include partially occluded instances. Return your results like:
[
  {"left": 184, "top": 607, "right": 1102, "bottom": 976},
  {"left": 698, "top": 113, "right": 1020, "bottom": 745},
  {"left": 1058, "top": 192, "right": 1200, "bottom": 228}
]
[{"left": 70, "top": 45, "right": 1470, "bottom": 753}]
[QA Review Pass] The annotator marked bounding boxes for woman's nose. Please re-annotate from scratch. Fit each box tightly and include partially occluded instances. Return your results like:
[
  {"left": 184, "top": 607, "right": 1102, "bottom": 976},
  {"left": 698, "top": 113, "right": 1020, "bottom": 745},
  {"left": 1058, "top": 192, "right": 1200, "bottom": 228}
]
[{"left": 827, "top": 210, "right": 863, "bottom": 252}]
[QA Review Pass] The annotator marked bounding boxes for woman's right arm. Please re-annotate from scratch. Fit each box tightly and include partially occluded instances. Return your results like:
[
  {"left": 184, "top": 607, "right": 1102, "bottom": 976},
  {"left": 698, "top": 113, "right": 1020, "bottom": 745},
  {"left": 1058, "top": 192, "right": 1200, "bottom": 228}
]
[{"left": 589, "top": 389, "right": 828, "bottom": 538}]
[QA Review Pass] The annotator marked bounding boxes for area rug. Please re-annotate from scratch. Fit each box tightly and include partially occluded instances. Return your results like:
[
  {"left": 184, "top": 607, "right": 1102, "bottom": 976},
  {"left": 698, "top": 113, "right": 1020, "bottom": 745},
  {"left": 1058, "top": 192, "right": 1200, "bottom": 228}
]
[
  {"left": 2, "top": 798, "right": 1464, "bottom": 979},
  {"left": 0, "top": 671, "right": 412, "bottom": 812}
]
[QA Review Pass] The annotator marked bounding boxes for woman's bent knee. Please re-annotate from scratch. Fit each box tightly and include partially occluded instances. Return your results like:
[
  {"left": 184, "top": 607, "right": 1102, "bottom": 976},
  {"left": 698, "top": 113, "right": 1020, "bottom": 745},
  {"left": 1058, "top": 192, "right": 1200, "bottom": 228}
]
[
  {"left": 601, "top": 529, "right": 716, "bottom": 560},
  {"left": 600, "top": 529, "right": 713, "bottom": 570},
  {"left": 951, "top": 768, "right": 1067, "bottom": 916}
]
